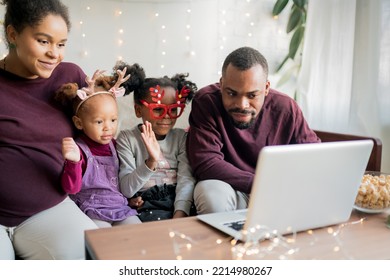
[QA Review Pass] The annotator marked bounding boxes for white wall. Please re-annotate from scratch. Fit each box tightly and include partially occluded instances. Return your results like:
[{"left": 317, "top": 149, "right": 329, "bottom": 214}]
[
  {"left": 1, "top": 1, "right": 388, "bottom": 171},
  {"left": 1, "top": 0, "right": 292, "bottom": 130}
]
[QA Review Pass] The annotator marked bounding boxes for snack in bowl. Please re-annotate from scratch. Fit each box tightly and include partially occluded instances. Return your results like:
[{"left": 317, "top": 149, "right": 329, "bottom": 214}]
[{"left": 354, "top": 172, "right": 390, "bottom": 212}]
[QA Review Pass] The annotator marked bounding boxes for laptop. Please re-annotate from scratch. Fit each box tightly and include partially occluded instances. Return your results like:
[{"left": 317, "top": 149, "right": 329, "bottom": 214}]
[{"left": 197, "top": 140, "right": 374, "bottom": 241}]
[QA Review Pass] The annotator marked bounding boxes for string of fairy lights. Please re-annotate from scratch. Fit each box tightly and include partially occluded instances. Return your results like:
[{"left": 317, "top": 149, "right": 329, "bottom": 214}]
[
  {"left": 0, "top": 0, "right": 289, "bottom": 81},
  {"left": 69, "top": 0, "right": 200, "bottom": 74},
  {"left": 169, "top": 218, "right": 367, "bottom": 260}
]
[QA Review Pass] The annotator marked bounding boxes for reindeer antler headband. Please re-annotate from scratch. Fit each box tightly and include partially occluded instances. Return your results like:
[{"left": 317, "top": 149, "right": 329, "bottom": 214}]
[
  {"left": 75, "top": 68, "right": 130, "bottom": 114},
  {"left": 148, "top": 84, "right": 190, "bottom": 104}
]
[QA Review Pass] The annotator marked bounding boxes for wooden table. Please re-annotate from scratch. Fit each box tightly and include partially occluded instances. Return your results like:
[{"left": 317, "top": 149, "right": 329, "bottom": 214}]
[{"left": 85, "top": 210, "right": 390, "bottom": 260}]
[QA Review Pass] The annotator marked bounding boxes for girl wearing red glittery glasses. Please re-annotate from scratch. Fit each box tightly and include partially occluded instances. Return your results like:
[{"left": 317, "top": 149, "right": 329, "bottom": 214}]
[{"left": 115, "top": 61, "right": 197, "bottom": 222}]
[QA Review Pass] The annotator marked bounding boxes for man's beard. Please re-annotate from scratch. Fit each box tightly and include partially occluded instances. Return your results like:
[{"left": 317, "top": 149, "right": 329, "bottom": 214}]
[{"left": 228, "top": 109, "right": 256, "bottom": 130}]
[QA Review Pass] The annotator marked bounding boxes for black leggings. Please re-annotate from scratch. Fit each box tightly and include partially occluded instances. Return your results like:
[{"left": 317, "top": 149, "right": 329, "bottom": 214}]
[{"left": 137, "top": 184, "right": 176, "bottom": 222}]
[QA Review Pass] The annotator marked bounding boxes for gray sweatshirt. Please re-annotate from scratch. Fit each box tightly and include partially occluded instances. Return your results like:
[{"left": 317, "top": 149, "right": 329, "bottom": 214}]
[{"left": 116, "top": 126, "right": 195, "bottom": 215}]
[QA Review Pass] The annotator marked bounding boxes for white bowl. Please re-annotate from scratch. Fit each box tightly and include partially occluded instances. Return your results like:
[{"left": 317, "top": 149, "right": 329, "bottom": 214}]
[{"left": 354, "top": 171, "right": 390, "bottom": 213}]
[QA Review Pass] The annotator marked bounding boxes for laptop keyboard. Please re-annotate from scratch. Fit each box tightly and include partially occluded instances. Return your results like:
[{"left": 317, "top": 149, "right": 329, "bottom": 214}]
[{"left": 224, "top": 220, "right": 246, "bottom": 231}]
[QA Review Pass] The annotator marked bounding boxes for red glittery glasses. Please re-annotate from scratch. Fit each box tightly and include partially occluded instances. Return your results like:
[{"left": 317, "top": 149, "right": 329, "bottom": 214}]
[
  {"left": 140, "top": 100, "right": 186, "bottom": 119},
  {"left": 140, "top": 85, "right": 189, "bottom": 120}
]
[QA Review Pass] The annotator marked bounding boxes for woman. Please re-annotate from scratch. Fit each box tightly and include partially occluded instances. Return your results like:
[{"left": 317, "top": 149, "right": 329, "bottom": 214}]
[{"left": 0, "top": 0, "right": 97, "bottom": 260}]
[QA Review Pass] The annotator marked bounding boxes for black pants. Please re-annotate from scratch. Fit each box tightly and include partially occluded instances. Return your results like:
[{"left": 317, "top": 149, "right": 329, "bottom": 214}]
[{"left": 137, "top": 184, "right": 176, "bottom": 222}]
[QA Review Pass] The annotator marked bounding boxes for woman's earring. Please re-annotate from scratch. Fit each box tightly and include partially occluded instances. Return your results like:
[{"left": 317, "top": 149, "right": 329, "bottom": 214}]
[{"left": 9, "top": 43, "right": 16, "bottom": 49}]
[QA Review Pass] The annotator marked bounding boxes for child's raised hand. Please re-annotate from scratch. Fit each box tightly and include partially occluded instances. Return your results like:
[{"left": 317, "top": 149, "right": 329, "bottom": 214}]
[
  {"left": 62, "top": 137, "right": 80, "bottom": 163},
  {"left": 140, "top": 121, "right": 161, "bottom": 170}
]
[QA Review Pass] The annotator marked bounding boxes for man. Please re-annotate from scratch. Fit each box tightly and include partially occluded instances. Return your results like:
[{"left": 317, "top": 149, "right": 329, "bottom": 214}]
[{"left": 187, "top": 46, "right": 320, "bottom": 214}]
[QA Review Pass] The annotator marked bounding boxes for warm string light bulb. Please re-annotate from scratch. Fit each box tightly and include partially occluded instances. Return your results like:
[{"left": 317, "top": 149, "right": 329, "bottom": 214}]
[
  {"left": 244, "top": 7, "right": 254, "bottom": 38},
  {"left": 79, "top": 5, "right": 92, "bottom": 59},
  {"left": 155, "top": 8, "right": 168, "bottom": 68},
  {"left": 115, "top": 9, "right": 124, "bottom": 59},
  {"left": 184, "top": 3, "right": 194, "bottom": 59},
  {"left": 218, "top": 6, "right": 229, "bottom": 61}
]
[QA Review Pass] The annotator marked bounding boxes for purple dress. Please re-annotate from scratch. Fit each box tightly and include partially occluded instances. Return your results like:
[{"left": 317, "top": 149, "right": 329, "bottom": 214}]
[{"left": 70, "top": 138, "right": 137, "bottom": 222}]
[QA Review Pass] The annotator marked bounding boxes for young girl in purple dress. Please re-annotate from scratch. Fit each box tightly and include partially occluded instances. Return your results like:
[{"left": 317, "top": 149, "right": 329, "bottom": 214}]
[{"left": 55, "top": 65, "right": 142, "bottom": 227}]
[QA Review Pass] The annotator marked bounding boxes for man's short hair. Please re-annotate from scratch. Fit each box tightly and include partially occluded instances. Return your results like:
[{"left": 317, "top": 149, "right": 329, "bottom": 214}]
[{"left": 222, "top": 47, "right": 269, "bottom": 78}]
